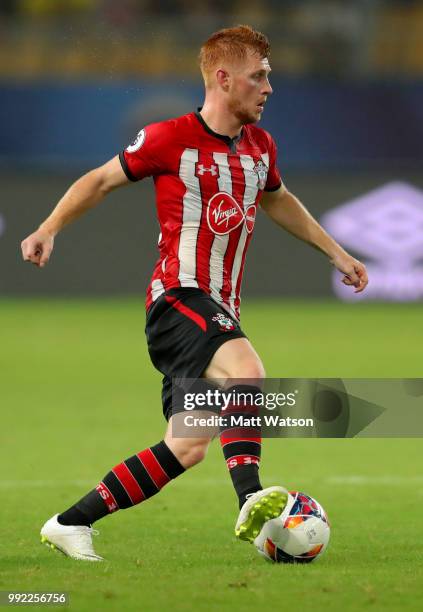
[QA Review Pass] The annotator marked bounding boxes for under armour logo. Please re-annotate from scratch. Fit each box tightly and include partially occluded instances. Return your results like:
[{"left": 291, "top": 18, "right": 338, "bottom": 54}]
[{"left": 196, "top": 163, "right": 218, "bottom": 176}]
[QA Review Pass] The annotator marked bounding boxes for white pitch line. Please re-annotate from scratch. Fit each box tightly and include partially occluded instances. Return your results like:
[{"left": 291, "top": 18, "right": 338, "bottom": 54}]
[
  {"left": 0, "top": 480, "right": 95, "bottom": 488},
  {"left": 1, "top": 476, "right": 423, "bottom": 489},
  {"left": 326, "top": 475, "right": 423, "bottom": 486}
]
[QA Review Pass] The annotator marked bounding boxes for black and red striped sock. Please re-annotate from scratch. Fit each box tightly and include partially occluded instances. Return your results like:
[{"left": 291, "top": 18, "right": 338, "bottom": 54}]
[
  {"left": 219, "top": 385, "right": 263, "bottom": 509},
  {"left": 58, "top": 441, "right": 185, "bottom": 526}
]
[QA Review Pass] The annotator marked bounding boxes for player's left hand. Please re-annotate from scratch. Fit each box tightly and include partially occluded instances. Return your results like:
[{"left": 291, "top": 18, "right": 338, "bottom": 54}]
[{"left": 330, "top": 252, "right": 368, "bottom": 293}]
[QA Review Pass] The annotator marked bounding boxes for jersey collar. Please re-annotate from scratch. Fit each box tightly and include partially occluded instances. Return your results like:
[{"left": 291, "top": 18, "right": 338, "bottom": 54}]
[{"left": 195, "top": 109, "right": 243, "bottom": 153}]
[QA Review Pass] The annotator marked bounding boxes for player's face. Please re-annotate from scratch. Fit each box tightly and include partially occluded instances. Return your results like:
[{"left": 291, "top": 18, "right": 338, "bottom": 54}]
[{"left": 227, "top": 52, "right": 273, "bottom": 125}]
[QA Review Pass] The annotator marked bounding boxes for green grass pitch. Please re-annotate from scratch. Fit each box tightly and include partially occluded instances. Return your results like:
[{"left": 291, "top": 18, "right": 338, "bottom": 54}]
[{"left": 1, "top": 298, "right": 422, "bottom": 611}]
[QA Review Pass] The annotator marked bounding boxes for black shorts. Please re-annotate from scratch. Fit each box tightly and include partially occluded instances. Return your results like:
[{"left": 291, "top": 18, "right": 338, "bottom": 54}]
[{"left": 145, "top": 288, "right": 247, "bottom": 420}]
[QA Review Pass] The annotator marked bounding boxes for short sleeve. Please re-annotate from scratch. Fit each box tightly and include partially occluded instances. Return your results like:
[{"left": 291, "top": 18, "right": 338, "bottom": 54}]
[
  {"left": 119, "top": 121, "right": 174, "bottom": 182},
  {"left": 264, "top": 134, "right": 282, "bottom": 192}
]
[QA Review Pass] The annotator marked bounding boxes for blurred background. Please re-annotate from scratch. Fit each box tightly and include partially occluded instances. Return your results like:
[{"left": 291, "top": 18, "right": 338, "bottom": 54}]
[{"left": 1, "top": 0, "right": 423, "bottom": 299}]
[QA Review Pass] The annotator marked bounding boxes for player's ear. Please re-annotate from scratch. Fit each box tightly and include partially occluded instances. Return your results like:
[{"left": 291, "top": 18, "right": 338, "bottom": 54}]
[{"left": 216, "top": 69, "right": 230, "bottom": 91}]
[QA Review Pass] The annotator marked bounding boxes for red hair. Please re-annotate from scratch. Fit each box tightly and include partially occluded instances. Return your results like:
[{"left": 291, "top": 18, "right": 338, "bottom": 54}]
[{"left": 199, "top": 25, "right": 270, "bottom": 86}]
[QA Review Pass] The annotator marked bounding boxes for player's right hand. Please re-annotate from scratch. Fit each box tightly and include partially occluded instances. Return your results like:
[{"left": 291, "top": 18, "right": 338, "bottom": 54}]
[{"left": 21, "top": 228, "right": 55, "bottom": 268}]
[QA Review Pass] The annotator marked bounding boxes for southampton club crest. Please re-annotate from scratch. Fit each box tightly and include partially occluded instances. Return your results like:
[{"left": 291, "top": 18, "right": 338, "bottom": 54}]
[
  {"left": 253, "top": 159, "right": 268, "bottom": 190},
  {"left": 212, "top": 312, "right": 235, "bottom": 331}
]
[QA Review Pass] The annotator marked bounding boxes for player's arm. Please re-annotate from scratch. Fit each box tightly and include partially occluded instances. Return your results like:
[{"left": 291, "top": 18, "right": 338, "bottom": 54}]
[
  {"left": 260, "top": 184, "right": 368, "bottom": 293},
  {"left": 21, "top": 155, "right": 129, "bottom": 268}
]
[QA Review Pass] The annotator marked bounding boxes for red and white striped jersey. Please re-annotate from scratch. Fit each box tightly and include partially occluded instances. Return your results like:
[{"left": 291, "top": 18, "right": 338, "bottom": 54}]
[{"left": 119, "top": 112, "right": 281, "bottom": 320}]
